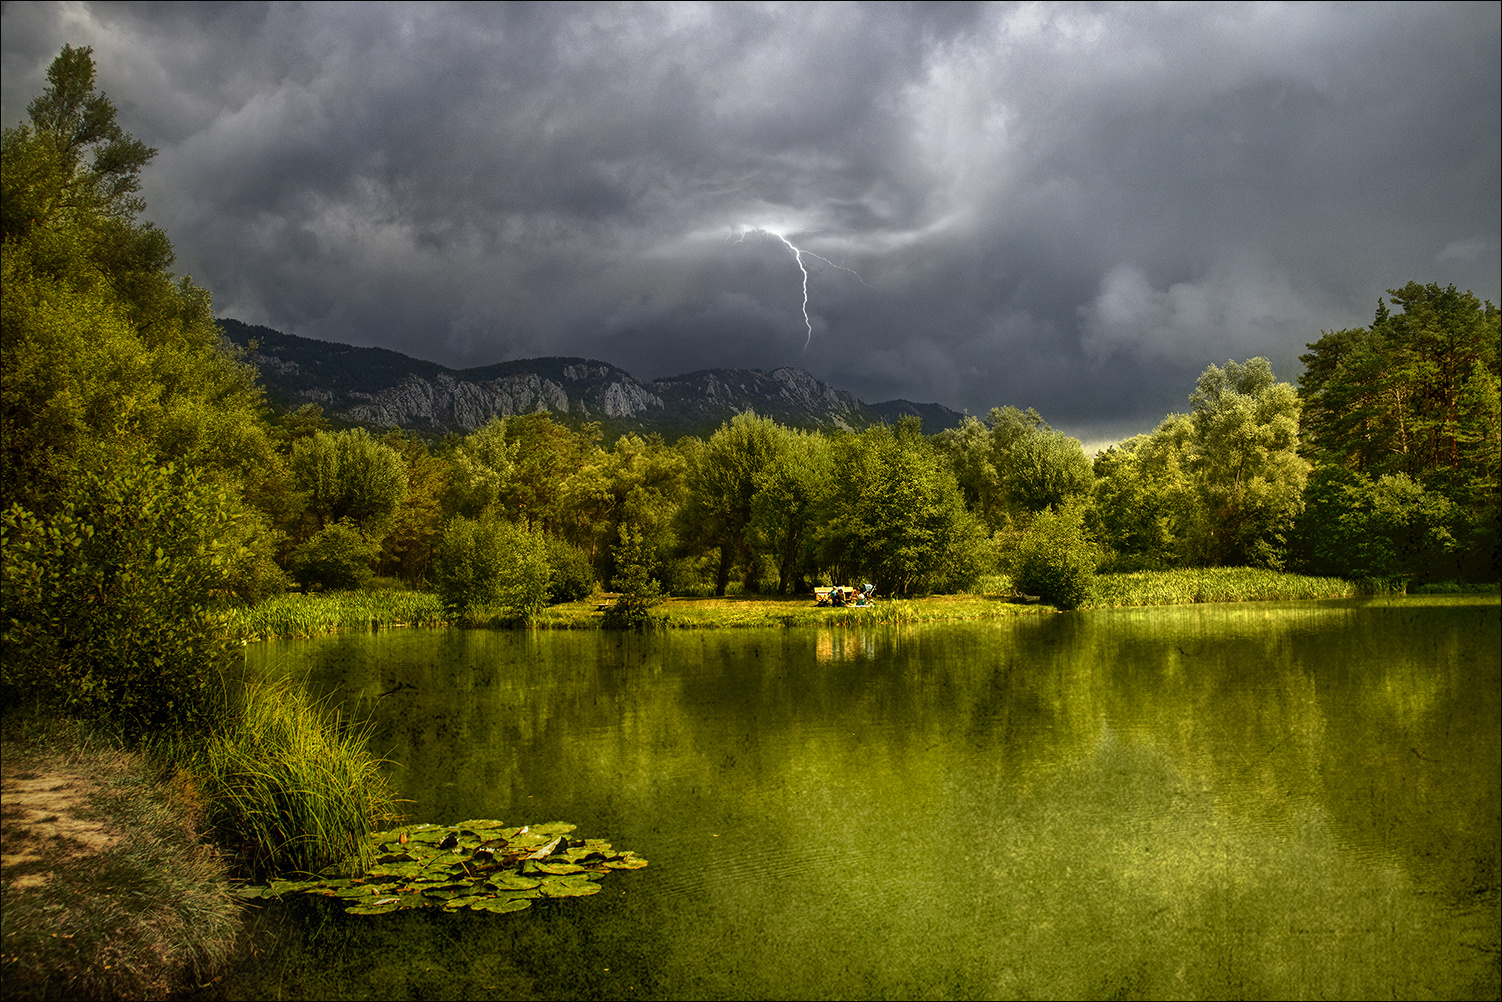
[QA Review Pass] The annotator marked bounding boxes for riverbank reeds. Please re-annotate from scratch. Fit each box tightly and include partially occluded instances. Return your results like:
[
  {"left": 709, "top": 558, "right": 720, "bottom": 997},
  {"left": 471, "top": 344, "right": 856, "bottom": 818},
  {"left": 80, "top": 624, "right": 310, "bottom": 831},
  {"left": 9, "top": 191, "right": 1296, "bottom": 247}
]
[
  {"left": 1084, "top": 567, "right": 1358, "bottom": 608},
  {"left": 0, "top": 716, "right": 240, "bottom": 1001},
  {"left": 222, "top": 589, "right": 447, "bottom": 641},
  {"left": 193, "top": 676, "right": 400, "bottom": 881}
]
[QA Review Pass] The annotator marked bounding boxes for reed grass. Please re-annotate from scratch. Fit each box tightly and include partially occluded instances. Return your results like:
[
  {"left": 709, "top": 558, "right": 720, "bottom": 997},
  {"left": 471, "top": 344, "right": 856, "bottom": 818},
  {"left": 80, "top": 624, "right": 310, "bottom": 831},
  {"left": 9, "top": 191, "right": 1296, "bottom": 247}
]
[
  {"left": 1085, "top": 567, "right": 1358, "bottom": 608},
  {"left": 194, "top": 676, "right": 399, "bottom": 881},
  {"left": 222, "top": 589, "right": 447, "bottom": 641}
]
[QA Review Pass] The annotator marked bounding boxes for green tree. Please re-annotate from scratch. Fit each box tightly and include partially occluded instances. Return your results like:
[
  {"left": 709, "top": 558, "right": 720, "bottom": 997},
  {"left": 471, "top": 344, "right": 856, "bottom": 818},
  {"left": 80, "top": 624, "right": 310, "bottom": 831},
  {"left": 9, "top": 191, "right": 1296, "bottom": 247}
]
[
  {"left": 749, "top": 428, "right": 832, "bottom": 594},
  {"left": 1186, "top": 358, "right": 1307, "bottom": 567},
  {"left": 1301, "top": 284, "right": 1500, "bottom": 487},
  {"left": 679, "top": 413, "right": 789, "bottom": 595},
  {"left": 566, "top": 432, "right": 684, "bottom": 588},
  {"left": 447, "top": 417, "right": 518, "bottom": 518},
  {"left": 602, "top": 523, "right": 663, "bottom": 629},
  {"left": 287, "top": 520, "right": 380, "bottom": 592},
  {"left": 819, "top": 420, "right": 985, "bottom": 596},
  {"left": 1089, "top": 415, "right": 1197, "bottom": 569},
  {"left": 1299, "top": 284, "right": 1499, "bottom": 578},
  {"left": 376, "top": 428, "right": 449, "bottom": 585},
  {"left": 988, "top": 406, "right": 1095, "bottom": 518},
  {"left": 933, "top": 415, "right": 1004, "bottom": 528},
  {"left": 1, "top": 47, "right": 281, "bottom": 736},
  {"left": 291, "top": 428, "right": 409, "bottom": 533}
]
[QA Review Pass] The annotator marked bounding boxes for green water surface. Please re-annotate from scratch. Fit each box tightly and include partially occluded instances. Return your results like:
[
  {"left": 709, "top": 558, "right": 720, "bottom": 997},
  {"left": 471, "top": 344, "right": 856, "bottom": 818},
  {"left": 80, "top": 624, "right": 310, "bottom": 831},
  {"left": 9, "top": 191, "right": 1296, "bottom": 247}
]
[{"left": 229, "top": 596, "right": 1500, "bottom": 1000}]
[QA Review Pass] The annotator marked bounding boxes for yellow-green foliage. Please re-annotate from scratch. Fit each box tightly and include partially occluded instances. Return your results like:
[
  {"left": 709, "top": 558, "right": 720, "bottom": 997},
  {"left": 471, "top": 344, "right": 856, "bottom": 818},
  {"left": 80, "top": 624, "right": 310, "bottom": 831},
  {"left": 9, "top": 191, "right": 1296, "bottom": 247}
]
[
  {"left": 1086, "top": 567, "right": 1357, "bottom": 608},
  {"left": 196, "top": 676, "right": 398, "bottom": 881},
  {"left": 223, "top": 589, "right": 446, "bottom": 641}
]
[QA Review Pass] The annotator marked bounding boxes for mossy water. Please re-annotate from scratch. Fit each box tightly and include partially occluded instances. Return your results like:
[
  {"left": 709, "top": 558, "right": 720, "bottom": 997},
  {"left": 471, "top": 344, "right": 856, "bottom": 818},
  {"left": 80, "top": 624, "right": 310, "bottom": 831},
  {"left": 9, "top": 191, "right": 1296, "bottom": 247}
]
[{"left": 225, "top": 596, "right": 1500, "bottom": 1000}]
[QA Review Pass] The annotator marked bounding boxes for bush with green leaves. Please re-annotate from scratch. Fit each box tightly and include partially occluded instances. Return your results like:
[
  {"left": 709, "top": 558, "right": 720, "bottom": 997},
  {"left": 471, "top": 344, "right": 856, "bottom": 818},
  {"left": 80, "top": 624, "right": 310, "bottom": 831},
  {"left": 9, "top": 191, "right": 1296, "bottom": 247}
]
[
  {"left": 434, "top": 516, "right": 551, "bottom": 623},
  {"left": 1009, "top": 498, "right": 1098, "bottom": 610},
  {"left": 1, "top": 449, "right": 245, "bottom": 736},
  {"left": 545, "top": 537, "right": 596, "bottom": 604},
  {"left": 1293, "top": 468, "right": 1459, "bottom": 584},
  {"left": 287, "top": 519, "right": 380, "bottom": 591}
]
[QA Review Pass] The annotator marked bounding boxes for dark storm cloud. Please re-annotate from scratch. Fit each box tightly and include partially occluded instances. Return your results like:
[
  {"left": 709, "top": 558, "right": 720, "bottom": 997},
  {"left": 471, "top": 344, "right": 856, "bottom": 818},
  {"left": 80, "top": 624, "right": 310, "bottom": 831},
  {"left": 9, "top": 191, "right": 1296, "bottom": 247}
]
[{"left": 3, "top": 2, "right": 1497, "bottom": 442}]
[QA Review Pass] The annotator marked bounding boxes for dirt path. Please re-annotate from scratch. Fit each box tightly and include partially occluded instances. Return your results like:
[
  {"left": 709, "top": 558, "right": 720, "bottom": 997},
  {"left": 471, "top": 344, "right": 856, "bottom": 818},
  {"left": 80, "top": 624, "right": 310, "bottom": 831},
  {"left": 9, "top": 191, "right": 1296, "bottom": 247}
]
[{"left": 1, "top": 759, "right": 121, "bottom": 890}]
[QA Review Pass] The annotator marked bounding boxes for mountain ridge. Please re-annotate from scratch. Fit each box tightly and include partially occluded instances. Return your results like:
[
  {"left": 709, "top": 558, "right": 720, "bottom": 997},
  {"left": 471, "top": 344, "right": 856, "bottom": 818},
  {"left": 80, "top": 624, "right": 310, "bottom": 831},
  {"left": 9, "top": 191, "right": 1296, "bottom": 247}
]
[{"left": 217, "top": 319, "right": 964, "bottom": 439}]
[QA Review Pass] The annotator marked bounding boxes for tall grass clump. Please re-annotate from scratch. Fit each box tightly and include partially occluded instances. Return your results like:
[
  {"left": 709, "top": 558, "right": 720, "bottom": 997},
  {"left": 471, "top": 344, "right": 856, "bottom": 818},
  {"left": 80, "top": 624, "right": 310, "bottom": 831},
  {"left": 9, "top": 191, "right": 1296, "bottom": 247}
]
[
  {"left": 1087, "top": 567, "right": 1357, "bottom": 607},
  {"left": 196, "top": 676, "right": 399, "bottom": 881},
  {"left": 223, "top": 589, "right": 447, "bottom": 641}
]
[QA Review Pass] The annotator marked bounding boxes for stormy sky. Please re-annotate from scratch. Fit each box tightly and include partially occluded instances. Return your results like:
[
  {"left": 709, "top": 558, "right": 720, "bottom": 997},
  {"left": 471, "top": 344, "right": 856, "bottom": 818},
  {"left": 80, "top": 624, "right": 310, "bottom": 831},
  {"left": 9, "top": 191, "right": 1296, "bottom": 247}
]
[{"left": 3, "top": 3, "right": 1498, "bottom": 442}]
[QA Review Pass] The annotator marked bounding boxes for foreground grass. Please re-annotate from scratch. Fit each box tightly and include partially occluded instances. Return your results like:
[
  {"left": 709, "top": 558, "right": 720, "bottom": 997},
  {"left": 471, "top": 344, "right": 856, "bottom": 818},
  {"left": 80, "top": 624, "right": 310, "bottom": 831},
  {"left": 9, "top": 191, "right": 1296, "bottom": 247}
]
[
  {"left": 193, "top": 677, "right": 401, "bottom": 882},
  {"left": 0, "top": 717, "right": 240, "bottom": 1001}
]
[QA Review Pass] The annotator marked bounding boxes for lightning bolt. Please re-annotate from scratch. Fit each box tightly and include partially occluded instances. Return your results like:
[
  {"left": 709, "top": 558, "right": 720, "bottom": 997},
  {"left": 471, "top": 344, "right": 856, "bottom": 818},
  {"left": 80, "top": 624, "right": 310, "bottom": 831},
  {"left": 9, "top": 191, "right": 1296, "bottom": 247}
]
[{"left": 729, "top": 228, "right": 871, "bottom": 351}]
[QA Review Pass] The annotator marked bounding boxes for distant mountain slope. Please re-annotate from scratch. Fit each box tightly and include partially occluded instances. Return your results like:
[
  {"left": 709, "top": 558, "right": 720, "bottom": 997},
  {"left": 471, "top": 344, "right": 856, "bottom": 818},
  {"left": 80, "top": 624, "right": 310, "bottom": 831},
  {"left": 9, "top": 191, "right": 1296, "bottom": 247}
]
[{"left": 218, "top": 319, "right": 964, "bottom": 438}]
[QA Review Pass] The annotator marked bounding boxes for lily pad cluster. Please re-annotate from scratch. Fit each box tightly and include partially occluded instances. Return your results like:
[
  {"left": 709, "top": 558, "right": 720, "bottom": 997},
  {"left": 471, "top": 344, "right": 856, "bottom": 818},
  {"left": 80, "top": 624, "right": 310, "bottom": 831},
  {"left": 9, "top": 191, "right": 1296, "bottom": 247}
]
[{"left": 238, "top": 820, "right": 647, "bottom": 916}]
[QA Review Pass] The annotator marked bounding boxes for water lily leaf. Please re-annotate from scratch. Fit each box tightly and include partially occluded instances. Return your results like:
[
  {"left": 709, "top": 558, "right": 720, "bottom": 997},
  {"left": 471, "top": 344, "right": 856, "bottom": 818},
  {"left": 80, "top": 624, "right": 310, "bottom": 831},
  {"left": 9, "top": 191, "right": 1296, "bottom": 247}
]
[
  {"left": 487, "top": 874, "right": 543, "bottom": 891},
  {"left": 529, "top": 822, "right": 578, "bottom": 836},
  {"left": 540, "top": 876, "right": 602, "bottom": 898},
  {"left": 470, "top": 896, "right": 533, "bottom": 913},
  {"left": 346, "top": 898, "right": 406, "bottom": 915},
  {"left": 440, "top": 896, "right": 481, "bottom": 910},
  {"left": 602, "top": 856, "right": 649, "bottom": 869},
  {"left": 257, "top": 818, "right": 641, "bottom": 917},
  {"left": 235, "top": 884, "right": 280, "bottom": 899}
]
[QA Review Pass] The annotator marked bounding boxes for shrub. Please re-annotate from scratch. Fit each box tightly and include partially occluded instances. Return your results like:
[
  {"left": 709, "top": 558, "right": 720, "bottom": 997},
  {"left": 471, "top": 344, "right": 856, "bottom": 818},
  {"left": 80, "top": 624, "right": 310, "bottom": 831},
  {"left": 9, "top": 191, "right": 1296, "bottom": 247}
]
[
  {"left": 1009, "top": 498, "right": 1098, "bottom": 610},
  {"left": 433, "top": 516, "right": 551, "bottom": 623},
  {"left": 603, "top": 523, "right": 663, "bottom": 629},
  {"left": 196, "top": 675, "right": 398, "bottom": 881},
  {"left": 287, "top": 519, "right": 379, "bottom": 591},
  {"left": 546, "top": 537, "right": 596, "bottom": 604},
  {"left": 1, "top": 451, "right": 244, "bottom": 736}
]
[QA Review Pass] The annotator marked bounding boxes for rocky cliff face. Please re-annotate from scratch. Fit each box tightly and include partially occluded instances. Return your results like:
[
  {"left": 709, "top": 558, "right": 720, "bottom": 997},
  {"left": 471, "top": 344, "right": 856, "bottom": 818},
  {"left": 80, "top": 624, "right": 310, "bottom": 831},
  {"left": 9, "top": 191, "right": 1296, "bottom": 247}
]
[{"left": 220, "top": 319, "right": 960, "bottom": 438}]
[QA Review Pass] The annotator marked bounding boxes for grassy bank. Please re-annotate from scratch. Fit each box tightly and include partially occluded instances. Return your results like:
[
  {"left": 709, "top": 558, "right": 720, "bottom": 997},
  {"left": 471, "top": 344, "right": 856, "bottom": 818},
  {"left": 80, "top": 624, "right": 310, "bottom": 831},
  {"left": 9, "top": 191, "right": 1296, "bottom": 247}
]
[
  {"left": 1, "top": 679, "right": 401, "bottom": 1000},
  {"left": 0, "top": 718, "right": 240, "bottom": 1001},
  {"left": 223, "top": 569, "right": 1488, "bottom": 640}
]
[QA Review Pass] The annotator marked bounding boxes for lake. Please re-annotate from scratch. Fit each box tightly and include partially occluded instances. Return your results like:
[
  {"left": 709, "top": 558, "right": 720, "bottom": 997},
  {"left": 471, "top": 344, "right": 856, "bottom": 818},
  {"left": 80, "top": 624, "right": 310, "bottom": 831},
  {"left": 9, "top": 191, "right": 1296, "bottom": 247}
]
[{"left": 228, "top": 596, "right": 1500, "bottom": 1000}]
